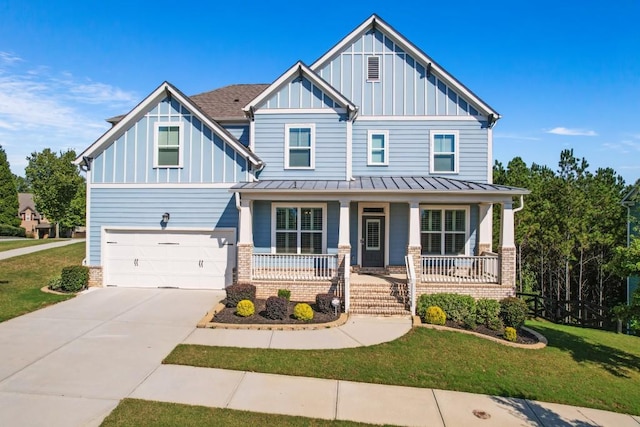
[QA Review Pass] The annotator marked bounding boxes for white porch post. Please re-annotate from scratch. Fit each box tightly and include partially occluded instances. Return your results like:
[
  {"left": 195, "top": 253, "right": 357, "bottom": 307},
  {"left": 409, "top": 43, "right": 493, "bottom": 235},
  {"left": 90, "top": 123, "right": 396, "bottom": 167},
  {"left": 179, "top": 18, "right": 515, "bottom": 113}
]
[
  {"left": 478, "top": 203, "right": 493, "bottom": 254},
  {"left": 407, "top": 201, "right": 422, "bottom": 279},
  {"left": 499, "top": 201, "right": 516, "bottom": 288},
  {"left": 237, "top": 197, "right": 253, "bottom": 284},
  {"left": 338, "top": 199, "right": 351, "bottom": 312}
]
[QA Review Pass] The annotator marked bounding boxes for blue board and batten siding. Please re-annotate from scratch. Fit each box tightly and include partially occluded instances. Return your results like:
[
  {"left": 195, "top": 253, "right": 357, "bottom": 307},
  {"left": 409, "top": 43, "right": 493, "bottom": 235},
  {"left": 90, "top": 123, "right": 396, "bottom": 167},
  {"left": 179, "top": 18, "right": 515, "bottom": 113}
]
[
  {"left": 91, "top": 97, "right": 248, "bottom": 185},
  {"left": 261, "top": 76, "right": 340, "bottom": 110},
  {"left": 89, "top": 188, "right": 237, "bottom": 265},
  {"left": 316, "top": 29, "right": 481, "bottom": 117}
]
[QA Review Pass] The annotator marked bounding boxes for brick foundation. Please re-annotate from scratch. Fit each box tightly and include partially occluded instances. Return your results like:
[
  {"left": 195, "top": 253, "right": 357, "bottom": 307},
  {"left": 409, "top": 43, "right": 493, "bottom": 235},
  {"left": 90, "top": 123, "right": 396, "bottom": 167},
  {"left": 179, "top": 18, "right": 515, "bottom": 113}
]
[
  {"left": 88, "top": 266, "right": 103, "bottom": 287},
  {"left": 407, "top": 245, "right": 421, "bottom": 278},
  {"left": 416, "top": 283, "right": 515, "bottom": 300},
  {"left": 252, "top": 280, "right": 341, "bottom": 301},
  {"left": 236, "top": 243, "right": 253, "bottom": 284},
  {"left": 499, "top": 246, "right": 516, "bottom": 288}
]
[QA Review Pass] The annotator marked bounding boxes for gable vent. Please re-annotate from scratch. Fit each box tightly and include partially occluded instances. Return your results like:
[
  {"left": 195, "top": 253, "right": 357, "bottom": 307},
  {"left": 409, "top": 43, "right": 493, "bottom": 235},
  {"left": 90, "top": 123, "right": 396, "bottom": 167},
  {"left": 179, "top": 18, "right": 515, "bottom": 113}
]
[{"left": 367, "top": 56, "right": 380, "bottom": 81}]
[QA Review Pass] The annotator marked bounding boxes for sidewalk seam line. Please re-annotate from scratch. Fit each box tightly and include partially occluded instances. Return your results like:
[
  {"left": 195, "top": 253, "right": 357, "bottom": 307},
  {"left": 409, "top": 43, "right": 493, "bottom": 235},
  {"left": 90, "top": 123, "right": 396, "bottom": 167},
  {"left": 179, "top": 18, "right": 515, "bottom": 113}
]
[
  {"left": 431, "top": 389, "right": 446, "bottom": 427},
  {"left": 334, "top": 380, "right": 340, "bottom": 420},
  {"left": 268, "top": 330, "right": 275, "bottom": 348},
  {"left": 336, "top": 326, "right": 365, "bottom": 347},
  {"left": 524, "top": 399, "right": 546, "bottom": 427},
  {"left": 224, "top": 370, "right": 247, "bottom": 408}
]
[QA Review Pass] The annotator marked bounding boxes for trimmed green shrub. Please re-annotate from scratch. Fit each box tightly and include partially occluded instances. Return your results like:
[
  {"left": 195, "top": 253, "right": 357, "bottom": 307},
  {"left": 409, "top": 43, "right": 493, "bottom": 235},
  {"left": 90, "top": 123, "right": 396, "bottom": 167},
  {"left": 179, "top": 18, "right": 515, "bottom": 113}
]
[
  {"left": 47, "top": 276, "right": 63, "bottom": 291},
  {"left": 417, "top": 293, "right": 476, "bottom": 324},
  {"left": 476, "top": 298, "right": 501, "bottom": 329},
  {"left": 0, "top": 224, "right": 26, "bottom": 237},
  {"left": 488, "top": 317, "right": 504, "bottom": 331},
  {"left": 277, "top": 289, "right": 291, "bottom": 301},
  {"left": 225, "top": 283, "right": 256, "bottom": 307},
  {"left": 60, "top": 265, "right": 89, "bottom": 292},
  {"left": 315, "top": 293, "right": 334, "bottom": 314},
  {"left": 236, "top": 300, "right": 255, "bottom": 317},
  {"left": 425, "top": 306, "right": 446, "bottom": 325},
  {"left": 504, "top": 326, "right": 518, "bottom": 342},
  {"left": 265, "top": 296, "right": 288, "bottom": 320},
  {"left": 293, "top": 303, "right": 314, "bottom": 321},
  {"left": 500, "top": 297, "right": 529, "bottom": 329}
]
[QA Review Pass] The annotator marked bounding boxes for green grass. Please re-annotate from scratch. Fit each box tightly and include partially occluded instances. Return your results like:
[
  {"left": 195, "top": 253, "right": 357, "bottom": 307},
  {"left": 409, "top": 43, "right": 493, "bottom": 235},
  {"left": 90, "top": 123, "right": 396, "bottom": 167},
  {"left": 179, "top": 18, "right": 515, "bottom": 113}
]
[
  {"left": 101, "top": 399, "right": 374, "bottom": 427},
  {"left": 165, "top": 320, "right": 640, "bottom": 415},
  {"left": 0, "top": 242, "right": 85, "bottom": 322},
  {"left": 0, "top": 238, "right": 68, "bottom": 252}
]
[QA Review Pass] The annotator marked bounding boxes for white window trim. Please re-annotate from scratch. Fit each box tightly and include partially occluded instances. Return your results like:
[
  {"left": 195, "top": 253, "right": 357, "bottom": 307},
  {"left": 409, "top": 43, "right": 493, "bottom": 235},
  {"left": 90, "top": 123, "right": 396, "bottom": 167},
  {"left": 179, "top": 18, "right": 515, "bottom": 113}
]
[
  {"left": 367, "top": 130, "right": 389, "bottom": 166},
  {"left": 284, "top": 123, "right": 315, "bottom": 170},
  {"left": 153, "top": 121, "right": 184, "bottom": 168},
  {"left": 271, "top": 203, "right": 327, "bottom": 254},
  {"left": 366, "top": 55, "right": 381, "bottom": 82},
  {"left": 419, "top": 205, "right": 470, "bottom": 256},
  {"left": 429, "top": 130, "right": 459, "bottom": 174}
]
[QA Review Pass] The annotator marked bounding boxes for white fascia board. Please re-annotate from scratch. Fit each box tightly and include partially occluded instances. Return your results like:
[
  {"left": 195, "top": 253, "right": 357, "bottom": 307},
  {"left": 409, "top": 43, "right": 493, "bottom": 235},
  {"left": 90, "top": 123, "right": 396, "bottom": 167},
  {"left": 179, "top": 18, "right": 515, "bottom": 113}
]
[{"left": 310, "top": 14, "right": 500, "bottom": 119}]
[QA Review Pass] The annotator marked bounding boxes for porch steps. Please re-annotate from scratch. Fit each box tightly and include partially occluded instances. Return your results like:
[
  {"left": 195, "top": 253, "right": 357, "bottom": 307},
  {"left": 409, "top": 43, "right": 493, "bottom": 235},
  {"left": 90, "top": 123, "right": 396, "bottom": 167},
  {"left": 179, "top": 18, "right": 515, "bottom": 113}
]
[{"left": 349, "top": 280, "right": 410, "bottom": 316}]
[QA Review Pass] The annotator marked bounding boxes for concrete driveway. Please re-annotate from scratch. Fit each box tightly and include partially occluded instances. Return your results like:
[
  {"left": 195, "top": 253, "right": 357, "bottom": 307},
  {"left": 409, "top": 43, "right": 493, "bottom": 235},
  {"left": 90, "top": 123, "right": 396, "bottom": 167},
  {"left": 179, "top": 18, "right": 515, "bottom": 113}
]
[{"left": 0, "top": 287, "right": 223, "bottom": 426}]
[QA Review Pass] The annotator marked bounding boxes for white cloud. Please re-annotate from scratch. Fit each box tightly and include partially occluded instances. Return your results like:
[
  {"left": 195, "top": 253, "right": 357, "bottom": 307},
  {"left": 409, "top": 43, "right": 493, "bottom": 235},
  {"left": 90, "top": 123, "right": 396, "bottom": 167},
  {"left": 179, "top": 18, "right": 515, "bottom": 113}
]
[
  {"left": 546, "top": 127, "right": 598, "bottom": 137},
  {"left": 602, "top": 140, "right": 640, "bottom": 155}
]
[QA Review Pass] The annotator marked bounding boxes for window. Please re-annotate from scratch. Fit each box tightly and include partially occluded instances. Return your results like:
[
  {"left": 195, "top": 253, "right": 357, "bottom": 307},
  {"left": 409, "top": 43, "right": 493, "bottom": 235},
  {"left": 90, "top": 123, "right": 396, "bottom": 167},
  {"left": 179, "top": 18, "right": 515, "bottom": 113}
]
[
  {"left": 430, "top": 131, "right": 458, "bottom": 173},
  {"left": 273, "top": 204, "right": 325, "bottom": 254},
  {"left": 367, "top": 130, "right": 389, "bottom": 165},
  {"left": 367, "top": 56, "right": 380, "bottom": 81},
  {"left": 420, "top": 207, "right": 468, "bottom": 255},
  {"left": 154, "top": 122, "right": 183, "bottom": 167},
  {"left": 25, "top": 213, "right": 31, "bottom": 221},
  {"left": 285, "top": 124, "right": 315, "bottom": 169}
]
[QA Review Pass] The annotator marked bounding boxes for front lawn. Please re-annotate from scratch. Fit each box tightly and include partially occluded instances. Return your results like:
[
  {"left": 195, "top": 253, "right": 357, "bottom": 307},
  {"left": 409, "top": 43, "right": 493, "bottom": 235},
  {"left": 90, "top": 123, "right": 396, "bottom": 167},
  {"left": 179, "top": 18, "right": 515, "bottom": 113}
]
[
  {"left": 0, "top": 238, "right": 68, "bottom": 252},
  {"left": 0, "top": 242, "right": 85, "bottom": 322},
  {"left": 165, "top": 320, "right": 640, "bottom": 415},
  {"left": 101, "top": 399, "right": 372, "bottom": 427}
]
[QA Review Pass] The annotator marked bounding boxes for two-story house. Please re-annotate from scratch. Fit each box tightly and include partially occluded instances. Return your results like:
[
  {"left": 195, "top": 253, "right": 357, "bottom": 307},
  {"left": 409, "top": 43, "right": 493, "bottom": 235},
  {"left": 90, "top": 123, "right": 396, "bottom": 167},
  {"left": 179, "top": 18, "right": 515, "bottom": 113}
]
[
  {"left": 18, "top": 193, "right": 54, "bottom": 239},
  {"left": 76, "top": 15, "right": 528, "bottom": 315}
]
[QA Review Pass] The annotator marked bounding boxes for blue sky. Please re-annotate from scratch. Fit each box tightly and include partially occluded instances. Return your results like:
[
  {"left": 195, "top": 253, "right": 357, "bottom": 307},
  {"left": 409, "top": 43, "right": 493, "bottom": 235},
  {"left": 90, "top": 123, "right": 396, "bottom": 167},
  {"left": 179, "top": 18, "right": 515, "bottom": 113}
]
[{"left": 1, "top": 0, "right": 639, "bottom": 184}]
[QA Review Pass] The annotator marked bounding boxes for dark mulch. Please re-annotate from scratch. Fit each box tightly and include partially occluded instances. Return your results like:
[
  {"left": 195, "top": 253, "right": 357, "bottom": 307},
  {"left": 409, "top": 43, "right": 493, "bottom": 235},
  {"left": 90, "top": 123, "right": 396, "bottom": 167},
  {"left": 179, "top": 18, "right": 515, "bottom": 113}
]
[
  {"left": 442, "top": 320, "right": 539, "bottom": 344},
  {"left": 213, "top": 299, "right": 339, "bottom": 325}
]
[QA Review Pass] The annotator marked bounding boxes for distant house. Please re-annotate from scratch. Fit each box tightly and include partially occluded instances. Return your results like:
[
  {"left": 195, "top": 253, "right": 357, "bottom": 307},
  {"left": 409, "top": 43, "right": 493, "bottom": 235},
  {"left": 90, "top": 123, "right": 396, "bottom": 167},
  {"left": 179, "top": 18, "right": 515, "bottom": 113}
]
[
  {"left": 18, "top": 193, "right": 54, "bottom": 239},
  {"left": 622, "top": 185, "right": 639, "bottom": 305}
]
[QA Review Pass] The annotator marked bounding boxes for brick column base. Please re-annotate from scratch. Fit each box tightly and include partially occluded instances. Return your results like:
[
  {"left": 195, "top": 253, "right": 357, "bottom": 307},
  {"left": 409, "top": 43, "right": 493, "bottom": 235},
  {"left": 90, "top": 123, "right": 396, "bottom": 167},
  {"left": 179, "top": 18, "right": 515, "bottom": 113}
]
[
  {"left": 478, "top": 243, "right": 492, "bottom": 255},
  {"left": 407, "top": 245, "right": 421, "bottom": 279},
  {"left": 236, "top": 243, "right": 253, "bottom": 285},
  {"left": 499, "top": 246, "right": 516, "bottom": 288},
  {"left": 88, "top": 266, "right": 103, "bottom": 287}
]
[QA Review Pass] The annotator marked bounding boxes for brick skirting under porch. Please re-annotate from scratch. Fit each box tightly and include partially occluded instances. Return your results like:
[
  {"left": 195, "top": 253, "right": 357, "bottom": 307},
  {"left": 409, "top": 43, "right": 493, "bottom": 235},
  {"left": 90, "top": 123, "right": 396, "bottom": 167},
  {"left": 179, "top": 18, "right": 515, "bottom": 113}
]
[
  {"left": 417, "top": 283, "right": 515, "bottom": 300},
  {"left": 252, "top": 280, "right": 342, "bottom": 302}
]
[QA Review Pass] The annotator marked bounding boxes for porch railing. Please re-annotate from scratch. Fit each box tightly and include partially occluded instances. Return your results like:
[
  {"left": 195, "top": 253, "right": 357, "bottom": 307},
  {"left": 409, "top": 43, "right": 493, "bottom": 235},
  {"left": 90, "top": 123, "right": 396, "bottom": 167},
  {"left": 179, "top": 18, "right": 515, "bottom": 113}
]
[
  {"left": 420, "top": 254, "right": 499, "bottom": 284},
  {"left": 252, "top": 253, "right": 338, "bottom": 281}
]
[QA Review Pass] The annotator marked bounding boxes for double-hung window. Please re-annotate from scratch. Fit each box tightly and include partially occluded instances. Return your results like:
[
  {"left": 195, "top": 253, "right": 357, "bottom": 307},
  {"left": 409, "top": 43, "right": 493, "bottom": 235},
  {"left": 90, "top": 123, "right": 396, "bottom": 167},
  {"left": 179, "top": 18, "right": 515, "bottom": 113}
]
[
  {"left": 285, "top": 124, "right": 315, "bottom": 169},
  {"left": 154, "top": 122, "right": 183, "bottom": 167},
  {"left": 430, "top": 131, "right": 458, "bottom": 173},
  {"left": 274, "top": 204, "right": 325, "bottom": 254},
  {"left": 420, "top": 207, "right": 468, "bottom": 255},
  {"left": 367, "top": 130, "right": 389, "bottom": 166}
]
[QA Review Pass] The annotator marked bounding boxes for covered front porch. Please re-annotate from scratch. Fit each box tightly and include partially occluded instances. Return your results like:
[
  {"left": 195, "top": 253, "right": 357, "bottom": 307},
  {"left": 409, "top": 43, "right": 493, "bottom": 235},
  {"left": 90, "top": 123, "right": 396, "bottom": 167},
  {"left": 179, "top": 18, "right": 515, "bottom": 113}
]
[{"left": 232, "top": 177, "right": 526, "bottom": 314}]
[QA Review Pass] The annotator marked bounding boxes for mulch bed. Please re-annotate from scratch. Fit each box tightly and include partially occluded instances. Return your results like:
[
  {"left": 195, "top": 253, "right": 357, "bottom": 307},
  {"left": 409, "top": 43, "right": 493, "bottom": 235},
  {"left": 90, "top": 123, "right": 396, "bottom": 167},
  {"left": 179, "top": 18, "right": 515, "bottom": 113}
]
[
  {"left": 443, "top": 320, "right": 539, "bottom": 344},
  {"left": 213, "top": 299, "right": 339, "bottom": 325}
]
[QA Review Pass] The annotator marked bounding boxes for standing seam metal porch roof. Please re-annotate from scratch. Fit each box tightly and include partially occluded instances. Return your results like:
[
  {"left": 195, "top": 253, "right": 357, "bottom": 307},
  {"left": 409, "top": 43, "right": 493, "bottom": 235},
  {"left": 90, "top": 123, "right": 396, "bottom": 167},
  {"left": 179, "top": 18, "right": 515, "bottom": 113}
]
[{"left": 232, "top": 176, "right": 529, "bottom": 194}]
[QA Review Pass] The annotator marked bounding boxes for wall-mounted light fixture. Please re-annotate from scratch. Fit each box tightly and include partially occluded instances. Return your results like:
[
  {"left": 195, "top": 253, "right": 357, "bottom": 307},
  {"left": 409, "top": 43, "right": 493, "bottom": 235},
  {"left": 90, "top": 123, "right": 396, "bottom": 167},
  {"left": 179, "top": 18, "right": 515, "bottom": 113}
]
[{"left": 162, "top": 213, "right": 170, "bottom": 223}]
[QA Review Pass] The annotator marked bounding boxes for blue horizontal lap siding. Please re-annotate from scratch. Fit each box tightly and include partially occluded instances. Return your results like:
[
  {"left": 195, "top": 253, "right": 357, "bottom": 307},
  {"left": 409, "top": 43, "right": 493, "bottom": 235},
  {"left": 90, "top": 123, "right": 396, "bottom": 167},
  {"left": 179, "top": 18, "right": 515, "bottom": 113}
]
[
  {"left": 88, "top": 188, "right": 237, "bottom": 265},
  {"left": 352, "top": 120, "right": 489, "bottom": 182},
  {"left": 92, "top": 97, "right": 248, "bottom": 184},
  {"left": 253, "top": 113, "right": 347, "bottom": 180},
  {"left": 318, "top": 29, "right": 480, "bottom": 117},
  {"left": 262, "top": 77, "right": 338, "bottom": 109}
]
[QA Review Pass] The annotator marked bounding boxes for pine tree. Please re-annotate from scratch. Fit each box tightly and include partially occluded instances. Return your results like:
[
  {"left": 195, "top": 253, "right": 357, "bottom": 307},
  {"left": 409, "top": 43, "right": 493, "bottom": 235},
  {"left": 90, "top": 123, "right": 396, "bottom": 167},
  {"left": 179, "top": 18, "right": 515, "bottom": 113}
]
[{"left": 0, "top": 145, "right": 20, "bottom": 227}]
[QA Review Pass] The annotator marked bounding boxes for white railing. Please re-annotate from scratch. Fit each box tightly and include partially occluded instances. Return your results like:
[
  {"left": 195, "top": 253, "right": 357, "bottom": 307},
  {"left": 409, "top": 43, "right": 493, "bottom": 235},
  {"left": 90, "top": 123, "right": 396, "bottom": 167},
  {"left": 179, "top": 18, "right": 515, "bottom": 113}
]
[
  {"left": 405, "top": 255, "right": 417, "bottom": 315},
  {"left": 420, "top": 254, "right": 499, "bottom": 284},
  {"left": 252, "top": 253, "right": 338, "bottom": 281}
]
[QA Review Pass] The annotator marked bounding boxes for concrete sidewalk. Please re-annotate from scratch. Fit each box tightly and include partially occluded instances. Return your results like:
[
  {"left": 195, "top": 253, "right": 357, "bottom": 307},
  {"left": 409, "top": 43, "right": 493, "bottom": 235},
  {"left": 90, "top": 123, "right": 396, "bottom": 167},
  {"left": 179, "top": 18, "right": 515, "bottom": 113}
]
[
  {"left": 0, "top": 239, "right": 84, "bottom": 261},
  {"left": 132, "top": 364, "right": 640, "bottom": 426}
]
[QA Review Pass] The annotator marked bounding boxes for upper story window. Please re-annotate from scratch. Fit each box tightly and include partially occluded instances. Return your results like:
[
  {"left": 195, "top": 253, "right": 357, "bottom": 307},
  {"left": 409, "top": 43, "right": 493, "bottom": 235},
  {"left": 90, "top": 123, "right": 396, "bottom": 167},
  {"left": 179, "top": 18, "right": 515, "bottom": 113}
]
[
  {"left": 367, "top": 130, "right": 389, "bottom": 166},
  {"left": 285, "top": 124, "right": 315, "bottom": 169},
  {"left": 154, "top": 122, "right": 183, "bottom": 168},
  {"left": 25, "top": 212, "right": 31, "bottom": 221},
  {"left": 273, "top": 204, "right": 325, "bottom": 254},
  {"left": 430, "top": 131, "right": 458, "bottom": 174},
  {"left": 367, "top": 56, "right": 380, "bottom": 81},
  {"left": 420, "top": 207, "right": 468, "bottom": 255}
]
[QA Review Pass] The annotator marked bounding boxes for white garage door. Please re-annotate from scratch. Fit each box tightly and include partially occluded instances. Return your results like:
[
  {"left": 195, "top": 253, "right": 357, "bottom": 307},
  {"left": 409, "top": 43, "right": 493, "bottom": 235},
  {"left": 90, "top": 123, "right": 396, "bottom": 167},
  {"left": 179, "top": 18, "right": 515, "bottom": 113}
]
[{"left": 103, "top": 229, "right": 236, "bottom": 289}]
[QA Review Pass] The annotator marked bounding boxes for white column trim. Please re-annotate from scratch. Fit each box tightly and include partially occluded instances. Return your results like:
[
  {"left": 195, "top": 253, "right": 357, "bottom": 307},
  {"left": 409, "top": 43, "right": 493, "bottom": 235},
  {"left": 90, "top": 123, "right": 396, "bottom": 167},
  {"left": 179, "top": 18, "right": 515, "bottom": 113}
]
[
  {"left": 500, "top": 201, "right": 515, "bottom": 248},
  {"left": 238, "top": 198, "right": 253, "bottom": 244},
  {"left": 408, "top": 201, "right": 420, "bottom": 247},
  {"left": 338, "top": 199, "right": 351, "bottom": 246},
  {"left": 478, "top": 203, "right": 492, "bottom": 251}
]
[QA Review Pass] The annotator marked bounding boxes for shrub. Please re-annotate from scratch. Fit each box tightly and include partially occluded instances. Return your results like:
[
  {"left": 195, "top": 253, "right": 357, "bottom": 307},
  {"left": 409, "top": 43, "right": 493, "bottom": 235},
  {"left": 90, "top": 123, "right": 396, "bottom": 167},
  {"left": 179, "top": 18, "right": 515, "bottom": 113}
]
[
  {"left": 225, "top": 283, "right": 256, "bottom": 307},
  {"left": 0, "top": 224, "right": 26, "bottom": 237},
  {"left": 265, "top": 296, "right": 288, "bottom": 320},
  {"left": 504, "top": 326, "right": 517, "bottom": 342},
  {"left": 293, "top": 303, "right": 314, "bottom": 321},
  {"left": 47, "top": 276, "right": 63, "bottom": 291},
  {"left": 277, "top": 289, "right": 291, "bottom": 301},
  {"left": 60, "top": 265, "right": 89, "bottom": 292},
  {"left": 488, "top": 317, "right": 504, "bottom": 331},
  {"left": 316, "top": 293, "right": 334, "bottom": 314},
  {"left": 236, "top": 300, "right": 255, "bottom": 317},
  {"left": 500, "top": 297, "right": 529, "bottom": 329},
  {"left": 476, "top": 298, "right": 501, "bottom": 328},
  {"left": 417, "top": 293, "right": 476, "bottom": 324},
  {"left": 425, "top": 306, "right": 446, "bottom": 325}
]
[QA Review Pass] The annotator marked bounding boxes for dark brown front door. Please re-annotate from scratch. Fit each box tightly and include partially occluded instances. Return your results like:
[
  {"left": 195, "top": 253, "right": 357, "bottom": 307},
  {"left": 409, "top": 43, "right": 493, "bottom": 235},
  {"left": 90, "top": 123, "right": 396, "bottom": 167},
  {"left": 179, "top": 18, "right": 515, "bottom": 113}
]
[{"left": 362, "top": 216, "right": 385, "bottom": 268}]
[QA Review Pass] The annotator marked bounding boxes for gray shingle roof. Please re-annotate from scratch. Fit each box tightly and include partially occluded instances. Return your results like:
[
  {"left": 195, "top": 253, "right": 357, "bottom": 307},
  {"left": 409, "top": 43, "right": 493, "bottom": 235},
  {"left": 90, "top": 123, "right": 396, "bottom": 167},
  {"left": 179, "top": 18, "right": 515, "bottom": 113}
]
[{"left": 232, "top": 176, "right": 529, "bottom": 194}]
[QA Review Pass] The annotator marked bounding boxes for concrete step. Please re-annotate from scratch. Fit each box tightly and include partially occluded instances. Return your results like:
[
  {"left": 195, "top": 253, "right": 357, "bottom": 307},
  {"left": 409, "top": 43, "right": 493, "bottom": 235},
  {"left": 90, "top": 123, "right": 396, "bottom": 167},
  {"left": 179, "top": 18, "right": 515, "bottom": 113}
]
[
  {"left": 350, "top": 307, "right": 411, "bottom": 315},
  {"left": 350, "top": 295, "right": 408, "bottom": 304}
]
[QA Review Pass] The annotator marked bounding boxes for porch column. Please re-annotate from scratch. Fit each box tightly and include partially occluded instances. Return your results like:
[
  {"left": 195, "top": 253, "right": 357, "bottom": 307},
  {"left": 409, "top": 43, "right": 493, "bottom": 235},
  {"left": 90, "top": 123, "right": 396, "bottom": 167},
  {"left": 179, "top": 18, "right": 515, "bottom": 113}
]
[
  {"left": 478, "top": 203, "right": 493, "bottom": 254},
  {"left": 407, "top": 201, "right": 422, "bottom": 280},
  {"left": 237, "top": 197, "right": 253, "bottom": 285},
  {"left": 499, "top": 201, "right": 516, "bottom": 288},
  {"left": 338, "top": 199, "right": 351, "bottom": 312}
]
